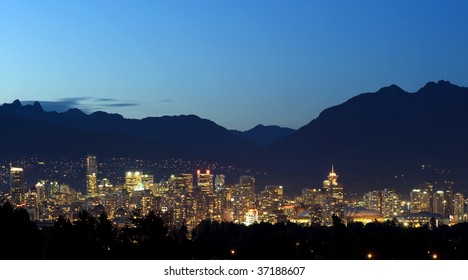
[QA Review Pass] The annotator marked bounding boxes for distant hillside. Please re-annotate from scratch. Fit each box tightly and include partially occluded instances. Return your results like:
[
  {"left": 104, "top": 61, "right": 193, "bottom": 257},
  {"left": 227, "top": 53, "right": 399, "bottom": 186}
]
[
  {"left": 262, "top": 80, "right": 468, "bottom": 193},
  {"left": 230, "top": 124, "right": 295, "bottom": 146},
  {"left": 3, "top": 80, "right": 468, "bottom": 194},
  {"left": 0, "top": 100, "right": 256, "bottom": 161}
]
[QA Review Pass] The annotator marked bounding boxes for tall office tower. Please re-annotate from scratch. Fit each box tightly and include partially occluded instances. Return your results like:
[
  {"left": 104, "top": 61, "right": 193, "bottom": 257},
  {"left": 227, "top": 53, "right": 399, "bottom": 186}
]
[
  {"left": 445, "top": 185, "right": 454, "bottom": 216},
  {"left": 301, "top": 188, "right": 321, "bottom": 206},
  {"left": 321, "top": 166, "right": 344, "bottom": 226},
  {"left": 239, "top": 175, "right": 255, "bottom": 192},
  {"left": 215, "top": 174, "right": 225, "bottom": 190},
  {"left": 453, "top": 193, "right": 465, "bottom": 221},
  {"left": 323, "top": 166, "right": 343, "bottom": 203},
  {"left": 381, "top": 188, "right": 400, "bottom": 218},
  {"left": 35, "top": 182, "right": 46, "bottom": 204},
  {"left": 125, "top": 171, "right": 143, "bottom": 191},
  {"left": 364, "top": 190, "right": 382, "bottom": 213},
  {"left": 420, "top": 190, "right": 432, "bottom": 212},
  {"left": 433, "top": 190, "right": 445, "bottom": 215},
  {"left": 197, "top": 169, "right": 213, "bottom": 193},
  {"left": 410, "top": 189, "right": 422, "bottom": 213},
  {"left": 244, "top": 209, "right": 259, "bottom": 226},
  {"left": 422, "top": 184, "right": 434, "bottom": 212},
  {"left": 258, "top": 185, "right": 284, "bottom": 223},
  {"left": 141, "top": 174, "right": 154, "bottom": 190},
  {"left": 10, "top": 166, "right": 25, "bottom": 206},
  {"left": 86, "top": 155, "right": 97, "bottom": 197},
  {"left": 97, "top": 178, "right": 114, "bottom": 196},
  {"left": 168, "top": 173, "right": 195, "bottom": 228},
  {"left": 132, "top": 189, "right": 153, "bottom": 215},
  {"left": 170, "top": 173, "right": 194, "bottom": 194}
]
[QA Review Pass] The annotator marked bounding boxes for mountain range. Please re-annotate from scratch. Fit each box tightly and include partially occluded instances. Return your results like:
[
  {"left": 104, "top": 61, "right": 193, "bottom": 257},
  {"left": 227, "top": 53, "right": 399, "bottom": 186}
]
[{"left": 2, "top": 80, "right": 468, "bottom": 194}]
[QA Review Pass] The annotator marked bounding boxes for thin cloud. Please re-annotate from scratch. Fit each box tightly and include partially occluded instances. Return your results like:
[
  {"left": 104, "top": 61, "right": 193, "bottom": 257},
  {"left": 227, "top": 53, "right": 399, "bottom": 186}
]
[
  {"left": 23, "top": 99, "right": 87, "bottom": 112},
  {"left": 104, "top": 103, "right": 138, "bottom": 107},
  {"left": 22, "top": 97, "right": 137, "bottom": 113},
  {"left": 161, "top": 99, "right": 173, "bottom": 103},
  {"left": 58, "top": 97, "right": 93, "bottom": 102},
  {"left": 95, "top": 98, "right": 118, "bottom": 102}
]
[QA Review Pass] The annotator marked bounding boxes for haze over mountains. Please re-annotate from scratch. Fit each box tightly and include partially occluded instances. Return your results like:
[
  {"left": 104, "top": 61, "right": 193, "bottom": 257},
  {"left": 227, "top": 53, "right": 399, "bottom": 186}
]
[{"left": 2, "top": 80, "right": 468, "bottom": 194}]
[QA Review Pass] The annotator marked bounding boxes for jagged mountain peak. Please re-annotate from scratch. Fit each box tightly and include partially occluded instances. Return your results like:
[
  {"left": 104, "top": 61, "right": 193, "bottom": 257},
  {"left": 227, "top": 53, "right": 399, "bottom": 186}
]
[
  {"left": 417, "top": 80, "right": 463, "bottom": 95},
  {"left": 32, "top": 101, "right": 44, "bottom": 112}
]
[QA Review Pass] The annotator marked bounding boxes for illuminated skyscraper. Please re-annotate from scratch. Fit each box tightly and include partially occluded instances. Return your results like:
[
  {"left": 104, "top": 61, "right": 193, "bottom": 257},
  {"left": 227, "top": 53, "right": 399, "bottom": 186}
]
[
  {"left": 301, "top": 188, "right": 322, "bottom": 206},
  {"left": 381, "top": 188, "right": 400, "bottom": 218},
  {"left": 323, "top": 165, "right": 343, "bottom": 203},
  {"left": 410, "top": 184, "right": 434, "bottom": 213},
  {"left": 410, "top": 189, "right": 422, "bottom": 213},
  {"left": 170, "top": 173, "right": 193, "bottom": 194},
  {"left": 125, "top": 171, "right": 144, "bottom": 191},
  {"left": 86, "top": 155, "right": 97, "bottom": 197},
  {"left": 215, "top": 174, "right": 225, "bottom": 190},
  {"left": 10, "top": 166, "right": 25, "bottom": 206},
  {"left": 433, "top": 190, "right": 445, "bottom": 215},
  {"left": 445, "top": 185, "right": 454, "bottom": 216},
  {"left": 197, "top": 169, "right": 213, "bottom": 193},
  {"left": 239, "top": 175, "right": 255, "bottom": 193},
  {"left": 258, "top": 185, "right": 284, "bottom": 223},
  {"left": 364, "top": 190, "right": 382, "bottom": 213},
  {"left": 454, "top": 193, "right": 464, "bottom": 221},
  {"left": 321, "top": 166, "right": 344, "bottom": 225},
  {"left": 244, "top": 209, "right": 259, "bottom": 226},
  {"left": 422, "top": 184, "right": 434, "bottom": 212}
]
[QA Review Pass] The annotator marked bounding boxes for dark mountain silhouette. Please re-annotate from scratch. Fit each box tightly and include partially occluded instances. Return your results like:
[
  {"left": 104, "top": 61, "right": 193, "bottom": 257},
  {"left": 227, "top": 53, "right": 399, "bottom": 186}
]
[
  {"left": 2, "top": 80, "right": 468, "bottom": 194},
  {"left": 262, "top": 80, "right": 468, "bottom": 193},
  {"left": 0, "top": 110, "right": 179, "bottom": 159},
  {"left": 0, "top": 100, "right": 256, "bottom": 161},
  {"left": 230, "top": 124, "right": 295, "bottom": 146}
]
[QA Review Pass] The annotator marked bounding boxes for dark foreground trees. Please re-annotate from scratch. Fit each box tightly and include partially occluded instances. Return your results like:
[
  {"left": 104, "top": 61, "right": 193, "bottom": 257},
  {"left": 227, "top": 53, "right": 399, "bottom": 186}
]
[
  {"left": 2, "top": 208, "right": 468, "bottom": 260},
  {"left": 0, "top": 202, "right": 43, "bottom": 259}
]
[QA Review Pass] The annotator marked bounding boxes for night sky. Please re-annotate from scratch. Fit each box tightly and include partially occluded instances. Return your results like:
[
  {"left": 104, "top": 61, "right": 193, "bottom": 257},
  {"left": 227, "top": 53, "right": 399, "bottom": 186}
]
[{"left": 1, "top": 1, "right": 468, "bottom": 130}]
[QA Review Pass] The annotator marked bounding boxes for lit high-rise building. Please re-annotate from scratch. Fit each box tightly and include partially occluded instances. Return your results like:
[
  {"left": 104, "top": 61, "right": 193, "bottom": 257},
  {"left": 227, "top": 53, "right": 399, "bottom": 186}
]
[
  {"left": 364, "top": 190, "right": 382, "bottom": 213},
  {"left": 323, "top": 165, "right": 343, "bottom": 203},
  {"left": 244, "top": 209, "right": 259, "bottom": 226},
  {"left": 86, "top": 155, "right": 97, "bottom": 197},
  {"left": 215, "top": 174, "right": 225, "bottom": 190},
  {"left": 422, "top": 184, "right": 434, "bottom": 212},
  {"left": 239, "top": 175, "right": 255, "bottom": 193},
  {"left": 445, "top": 185, "right": 454, "bottom": 216},
  {"left": 410, "top": 184, "right": 434, "bottom": 213},
  {"left": 197, "top": 169, "right": 213, "bottom": 193},
  {"left": 381, "top": 188, "right": 400, "bottom": 218},
  {"left": 168, "top": 173, "right": 195, "bottom": 228},
  {"left": 410, "top": 189, "right": 422, "bottom": 213},
  {"left": 10, "top": 166, "right": 25, "bottom": 206},
  {"left": 125, "top": 171, "right": 143, "bottom": 192},
  {"left": 454, "top": 193, "right": 464, "bottom": 221},
  {"left": 301, "top": 188, "right": 321, "bottom": 206},
  {"left": 321, "top": 166, "right": 344, "bottom": 225},
  {"left": 86, "top": 155, "right": 97, "bottom": 175},
  {"left": 169, "top": 173, "right": 193, "bottom": 194},
  {"left": 433, "top": 190, "right": 445, "bottom": 215},
  {"left": 258, "top": 185, "right": 284, "bottom": 223}
]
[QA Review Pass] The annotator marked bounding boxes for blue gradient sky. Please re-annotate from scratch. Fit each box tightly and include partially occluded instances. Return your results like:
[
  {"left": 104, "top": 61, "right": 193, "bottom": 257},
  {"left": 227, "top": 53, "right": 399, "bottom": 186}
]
[{"left": 1, "top": 1, "right": 468, "bottom": 130}]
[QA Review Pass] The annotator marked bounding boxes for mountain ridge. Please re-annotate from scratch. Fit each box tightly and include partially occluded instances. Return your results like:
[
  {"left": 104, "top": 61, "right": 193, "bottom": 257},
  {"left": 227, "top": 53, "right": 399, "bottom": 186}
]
[{"left": 2, "top": 80, "right": 468, "bottom": 193}]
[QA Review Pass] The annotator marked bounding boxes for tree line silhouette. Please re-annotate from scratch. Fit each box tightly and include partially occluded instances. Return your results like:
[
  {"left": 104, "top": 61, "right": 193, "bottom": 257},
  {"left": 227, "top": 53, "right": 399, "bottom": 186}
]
[{"left": 2, "top": 202, "right": 468, "bottom": 259}]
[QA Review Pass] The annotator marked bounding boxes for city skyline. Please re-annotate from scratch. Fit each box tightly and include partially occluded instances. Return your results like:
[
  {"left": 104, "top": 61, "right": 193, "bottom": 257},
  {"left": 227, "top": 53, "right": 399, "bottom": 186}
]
[
  {"left": 3, "top": 154, "right": 468, "bottom": 261},
  {"left": 3, "top": 156, "right": 466, "bottom": 225},
  {"left": 1, "top": 1, "right": 468, "bottom": 130}
]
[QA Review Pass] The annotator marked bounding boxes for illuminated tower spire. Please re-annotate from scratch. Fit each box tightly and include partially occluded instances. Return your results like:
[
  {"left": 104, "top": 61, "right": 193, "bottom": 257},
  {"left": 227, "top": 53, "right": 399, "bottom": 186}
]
[{"left": 328, "top": 165, "right": 338, "bottom": 184}]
